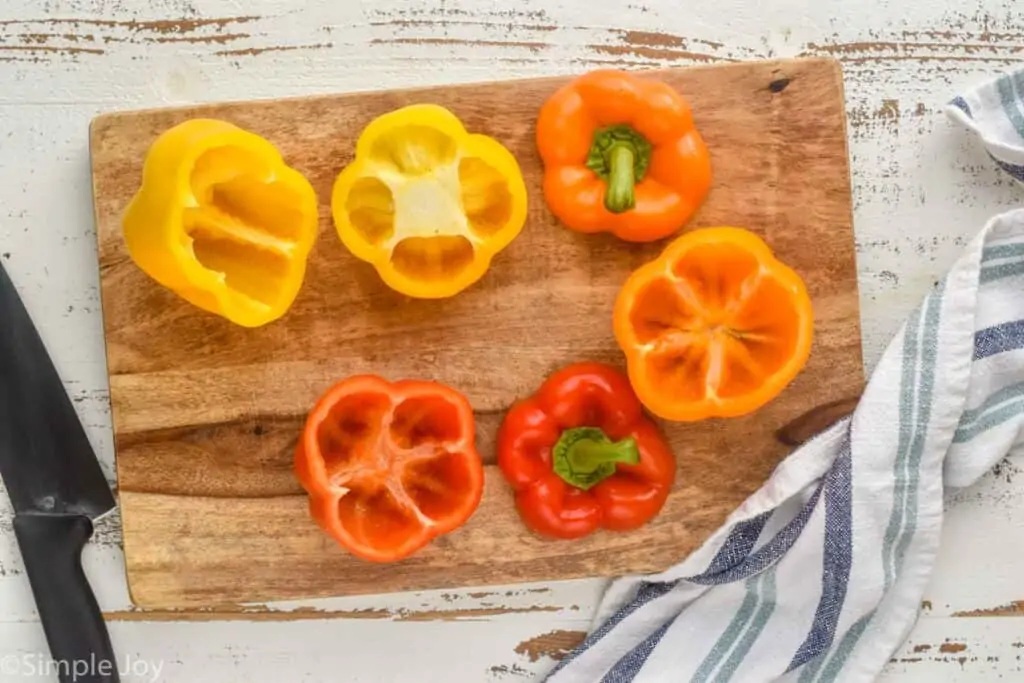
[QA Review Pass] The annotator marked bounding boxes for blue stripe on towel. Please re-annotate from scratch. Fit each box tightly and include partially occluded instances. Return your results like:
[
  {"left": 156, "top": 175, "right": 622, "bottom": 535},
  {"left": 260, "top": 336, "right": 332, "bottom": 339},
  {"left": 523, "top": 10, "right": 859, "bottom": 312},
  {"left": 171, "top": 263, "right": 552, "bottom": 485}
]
[
  {"left": 585, "top": 512, "right": 778, "bottom": 681},
  {"left": 993, "top": 155, "right": 1024, "bottom": 182},
  {"left": 786, "top": 435, "right": 854, "bottom": 671},
  {"left": 598, "top": 620, "right": 673, "bottom": 683},
  {"left": 688, "top": 484, "right": 823, "bottom": 586},
  {"left": 813, "top": 283, "right": 944, "bottom": 683},
  {"left": 974, "top": 319, "right": 1024, "bottom": 360},
  {"left": 949, "top": 96, "right": 972, "bottom": 117},
  {"left": 551, "top": 510, "right": 778, "bottom": 679},
  {"left": 545, "top": 580, "right": 678, "bottom": 678},
  {"left": 700, "top": 511, "right": 773, "bottom": 576}
]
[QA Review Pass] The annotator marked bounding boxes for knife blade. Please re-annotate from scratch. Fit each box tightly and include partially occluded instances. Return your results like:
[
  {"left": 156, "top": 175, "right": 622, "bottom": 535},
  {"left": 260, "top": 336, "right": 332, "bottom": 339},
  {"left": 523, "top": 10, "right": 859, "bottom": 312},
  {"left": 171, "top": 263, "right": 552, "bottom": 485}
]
[{"left": 0, "top": 262, "right": 119, "bottom": 683}]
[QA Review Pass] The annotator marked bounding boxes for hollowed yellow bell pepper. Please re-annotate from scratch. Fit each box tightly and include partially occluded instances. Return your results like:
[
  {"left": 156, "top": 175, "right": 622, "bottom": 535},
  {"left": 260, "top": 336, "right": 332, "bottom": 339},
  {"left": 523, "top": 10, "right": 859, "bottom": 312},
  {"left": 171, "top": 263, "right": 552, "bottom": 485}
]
[
  {"left": 331, "top": 104, "right": 528, "bottom": 298},
  {"left": 122, "top": 118, "right": 319, "bottom": 328}
]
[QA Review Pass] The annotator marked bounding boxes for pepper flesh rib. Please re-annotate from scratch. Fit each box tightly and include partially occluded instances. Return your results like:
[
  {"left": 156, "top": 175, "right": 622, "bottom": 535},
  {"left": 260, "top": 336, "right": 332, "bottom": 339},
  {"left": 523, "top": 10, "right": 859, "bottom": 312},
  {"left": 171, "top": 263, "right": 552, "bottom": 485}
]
[
  {"left": 642, "top": 265, "right": 776, "bottom": 402},
  {"left": 185, "top": 203, "right": 297, "bottom": 257},
  {"left": 372, "top": 159, "right": 484, "bottom": 250},
  {"left": 325, "top": 397, "right": 468, "bottom": 532}
]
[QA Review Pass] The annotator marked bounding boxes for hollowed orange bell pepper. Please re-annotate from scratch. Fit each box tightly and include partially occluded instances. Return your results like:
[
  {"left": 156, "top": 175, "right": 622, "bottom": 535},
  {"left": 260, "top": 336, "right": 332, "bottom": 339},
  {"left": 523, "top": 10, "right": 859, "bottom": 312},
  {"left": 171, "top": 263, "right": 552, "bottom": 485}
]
[
  {"left": 497, "top": 362, "right": 676, "bottom": 540},
  {"left": 122, "top": 118, "right": 319, "bottom": 327},
  {"left": 332, "top": 104, "right": 528, "bottom": 298},
  {"left": 536, "top": 69, "right": 712, "bottom": 242},
  {"left": 295, "top": 375, "right": 484, "bottom": 563},
  {"left": 613, "top": 227, "right": 814, "bottom": 422}
]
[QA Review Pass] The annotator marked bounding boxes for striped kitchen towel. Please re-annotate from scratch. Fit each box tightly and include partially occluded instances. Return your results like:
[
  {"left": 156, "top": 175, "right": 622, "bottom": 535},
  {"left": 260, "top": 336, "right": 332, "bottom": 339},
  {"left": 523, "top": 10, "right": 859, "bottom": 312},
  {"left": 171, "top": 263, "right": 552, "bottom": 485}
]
[
  {"left": 948, "top": 70, "right": 1024, "bottom": 184},
  {"left": 543, "top": 69, "right": 1024, "bottom": 683}
]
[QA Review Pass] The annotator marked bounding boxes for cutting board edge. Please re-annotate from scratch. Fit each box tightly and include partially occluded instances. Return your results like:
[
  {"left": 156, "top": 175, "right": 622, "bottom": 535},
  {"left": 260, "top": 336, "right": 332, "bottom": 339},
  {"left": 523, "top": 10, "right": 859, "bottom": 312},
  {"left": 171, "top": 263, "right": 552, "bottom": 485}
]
[
  {"left": 85, "top": 131, "right": 135, "bottom": 512},
  {"left": 822, "top": 56, "right": 865, "bottom": 380},
  {"left": 86, "top": 56, "right": 844, "bottom": 136},
  {"left": 115, "top": 486, "right": 687, "bottom": 611}
]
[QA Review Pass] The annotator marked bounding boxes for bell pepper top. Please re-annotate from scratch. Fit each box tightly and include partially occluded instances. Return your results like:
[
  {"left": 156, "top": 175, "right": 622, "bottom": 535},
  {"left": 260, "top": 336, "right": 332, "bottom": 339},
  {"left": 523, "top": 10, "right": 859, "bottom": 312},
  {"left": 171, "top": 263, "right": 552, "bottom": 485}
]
[
  {"left": 585, "top": 125, "right": 653, "bottom": 213},
  {"left": 536, "top": 69, "right": 713, "bottom": 242},
  {"left": 497, "top": 362, "right": 676, "bottom": 540},
  {"left": 552, "top": 426, "right": 640, "bottom": 490}
]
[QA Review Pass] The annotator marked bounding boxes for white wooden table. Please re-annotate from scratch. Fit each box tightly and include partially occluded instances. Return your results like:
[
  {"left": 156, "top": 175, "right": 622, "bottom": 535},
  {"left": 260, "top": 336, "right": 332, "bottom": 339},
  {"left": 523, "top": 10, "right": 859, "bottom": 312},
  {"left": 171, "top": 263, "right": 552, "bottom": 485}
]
[{"left": 1, "top": 0, "right": 1023, "bottom": 680}]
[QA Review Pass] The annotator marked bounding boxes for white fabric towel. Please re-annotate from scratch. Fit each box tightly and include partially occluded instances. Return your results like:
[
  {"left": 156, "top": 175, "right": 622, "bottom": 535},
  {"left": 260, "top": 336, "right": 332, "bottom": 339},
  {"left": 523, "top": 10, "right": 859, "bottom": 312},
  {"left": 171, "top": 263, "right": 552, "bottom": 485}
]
[{"left": 543, "top": 68, "right": 1024, "bottom": 683}]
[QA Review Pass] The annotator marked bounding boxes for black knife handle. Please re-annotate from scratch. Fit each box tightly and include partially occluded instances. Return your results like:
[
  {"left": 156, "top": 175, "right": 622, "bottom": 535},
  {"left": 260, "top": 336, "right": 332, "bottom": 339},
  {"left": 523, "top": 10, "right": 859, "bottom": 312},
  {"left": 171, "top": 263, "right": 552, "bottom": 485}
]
[{"left": 13, "top": 513, "right": 119, "bottom": 683}]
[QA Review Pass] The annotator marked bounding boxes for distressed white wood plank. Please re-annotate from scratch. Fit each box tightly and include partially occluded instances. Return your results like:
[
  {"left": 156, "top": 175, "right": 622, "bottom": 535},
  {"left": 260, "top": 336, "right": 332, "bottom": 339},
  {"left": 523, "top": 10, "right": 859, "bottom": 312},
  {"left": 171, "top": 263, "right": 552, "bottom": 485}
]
[
  {"left": 1, "top": 0, "right": 1024, "bottom": 679},
  {"left": 924, "top": 448, "right": 1024, "bottom": 617},
  {"left": 0, "top": 615, "right": 595, "bottom": 682},
  {"left": 0, "top": 615, "right": 1021, "bottom": 682},
  {"left": 881, "top": 617, "right": 1024, "bottom": 681}
]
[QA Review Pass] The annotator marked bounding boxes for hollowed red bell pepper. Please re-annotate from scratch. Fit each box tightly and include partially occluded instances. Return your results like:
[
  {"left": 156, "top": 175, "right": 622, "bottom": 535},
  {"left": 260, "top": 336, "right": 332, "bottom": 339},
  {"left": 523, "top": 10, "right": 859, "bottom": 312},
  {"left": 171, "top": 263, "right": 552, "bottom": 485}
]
[
  {"left": 497, "top": 362, "right": 676, "bottom": 539},
  {"left": 295, "top": 375, "right": 484, "bottom": 562}
]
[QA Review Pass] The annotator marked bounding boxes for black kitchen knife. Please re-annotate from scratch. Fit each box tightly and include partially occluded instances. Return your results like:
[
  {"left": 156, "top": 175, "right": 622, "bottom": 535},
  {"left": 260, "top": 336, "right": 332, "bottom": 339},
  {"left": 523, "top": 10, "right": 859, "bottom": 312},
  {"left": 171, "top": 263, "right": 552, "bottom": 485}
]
[{"left": 0, "top": 262, "right": 119, "bottom": 683}]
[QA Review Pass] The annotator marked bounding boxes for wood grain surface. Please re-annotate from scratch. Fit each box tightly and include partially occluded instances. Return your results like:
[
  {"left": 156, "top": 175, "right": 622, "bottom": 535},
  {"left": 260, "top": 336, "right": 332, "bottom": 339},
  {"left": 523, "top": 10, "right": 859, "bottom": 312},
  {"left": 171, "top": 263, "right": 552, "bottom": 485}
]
[{"left": 90, "top": 56, "right": 864, "bottom": 609}]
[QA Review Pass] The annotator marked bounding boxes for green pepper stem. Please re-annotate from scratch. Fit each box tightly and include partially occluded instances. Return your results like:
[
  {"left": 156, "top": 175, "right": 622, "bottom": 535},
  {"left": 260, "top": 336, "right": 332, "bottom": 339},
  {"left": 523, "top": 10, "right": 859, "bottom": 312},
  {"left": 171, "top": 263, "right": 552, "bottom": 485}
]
[
  {"left": 567, "top": 435, "right": 639, "bottom": 472},
  {"left": 605, "top": 145, "right": 637, "bottom": 213},
  {"left": 585, "top": 125, "right": 652, "bottom": 215},
  {"left": 552, "top": 427, "right": 640, "bottom": 490}
]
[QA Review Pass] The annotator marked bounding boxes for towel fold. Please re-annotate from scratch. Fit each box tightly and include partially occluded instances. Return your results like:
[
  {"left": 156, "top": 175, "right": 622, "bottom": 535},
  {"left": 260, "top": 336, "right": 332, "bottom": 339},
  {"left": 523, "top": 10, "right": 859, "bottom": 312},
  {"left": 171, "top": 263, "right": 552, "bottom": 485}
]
[{"left": 544, "top": 68, "right": 1024, "bottom": 683}]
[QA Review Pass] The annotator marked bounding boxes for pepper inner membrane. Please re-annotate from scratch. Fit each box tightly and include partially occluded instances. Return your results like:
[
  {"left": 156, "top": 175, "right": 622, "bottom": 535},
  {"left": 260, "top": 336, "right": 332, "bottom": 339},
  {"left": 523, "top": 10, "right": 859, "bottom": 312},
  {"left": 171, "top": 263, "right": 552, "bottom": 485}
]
[
  {"left": 629, "top": 242, "right": 802, "bottom": 402},
  {"left": 369, "top": 124, "right": 458, "bottom": 176},
  {"left": 184, "top": 146, "right": 305, "bottom": 306},
  {"left": 345, "top": 126, "right": 514, "bottom": 284},
  {"left": 316, "top": 392, "right": 474, "bottom": 548}
]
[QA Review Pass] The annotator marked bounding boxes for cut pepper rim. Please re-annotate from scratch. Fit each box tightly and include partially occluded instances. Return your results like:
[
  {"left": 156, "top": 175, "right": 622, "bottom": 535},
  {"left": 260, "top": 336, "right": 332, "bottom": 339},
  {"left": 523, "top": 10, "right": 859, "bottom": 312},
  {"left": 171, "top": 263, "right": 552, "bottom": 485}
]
[
  {"left": 296, "top": 375, "right": 483, "bottom": 562},
  {"left": 613, "top": 227, "right": 814, "bottom": 421}
]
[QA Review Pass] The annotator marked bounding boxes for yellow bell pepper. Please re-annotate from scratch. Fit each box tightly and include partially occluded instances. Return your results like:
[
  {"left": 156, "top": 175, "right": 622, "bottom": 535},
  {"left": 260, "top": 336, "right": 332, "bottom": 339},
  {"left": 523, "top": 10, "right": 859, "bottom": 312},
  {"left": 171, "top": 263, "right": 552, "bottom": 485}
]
[
  {"left": 331, "top": 104, "right": 528, "bottom": 298},
  {"left": 122, "top": 118, "right": 319, "bottom": 328}
]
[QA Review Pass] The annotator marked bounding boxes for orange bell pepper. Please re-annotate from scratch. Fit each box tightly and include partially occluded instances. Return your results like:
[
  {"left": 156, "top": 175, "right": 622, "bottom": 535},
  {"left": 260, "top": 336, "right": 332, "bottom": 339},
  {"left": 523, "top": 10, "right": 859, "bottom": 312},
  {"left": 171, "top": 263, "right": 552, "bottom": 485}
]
[
  {"left": 295, "top": 375, "right": 484, "bottom": 562},
  {"left": 613, "top": 227, "right": 814, "bottom": 421},
  {"left": 536, "top": 69, "right": 712, "bottom": 242}
]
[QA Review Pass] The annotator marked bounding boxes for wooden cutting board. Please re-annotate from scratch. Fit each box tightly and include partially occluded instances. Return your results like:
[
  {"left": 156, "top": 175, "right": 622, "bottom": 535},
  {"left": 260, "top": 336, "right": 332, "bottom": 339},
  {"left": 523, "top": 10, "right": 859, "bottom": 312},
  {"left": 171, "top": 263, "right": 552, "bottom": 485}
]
[{"left": 90, "top": 56, "right": 863, "bottom": 610}]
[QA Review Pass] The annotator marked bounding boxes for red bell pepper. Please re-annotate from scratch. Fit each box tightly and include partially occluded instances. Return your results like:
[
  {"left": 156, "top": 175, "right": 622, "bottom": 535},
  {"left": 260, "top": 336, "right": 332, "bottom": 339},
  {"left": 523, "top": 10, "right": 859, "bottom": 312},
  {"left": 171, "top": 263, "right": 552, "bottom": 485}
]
[
  {"left": 295, "top": 375, "right": 484, "bottom": 562},
  {"left": 497, "top": 362, "right": 676, "bottom": 539}
]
